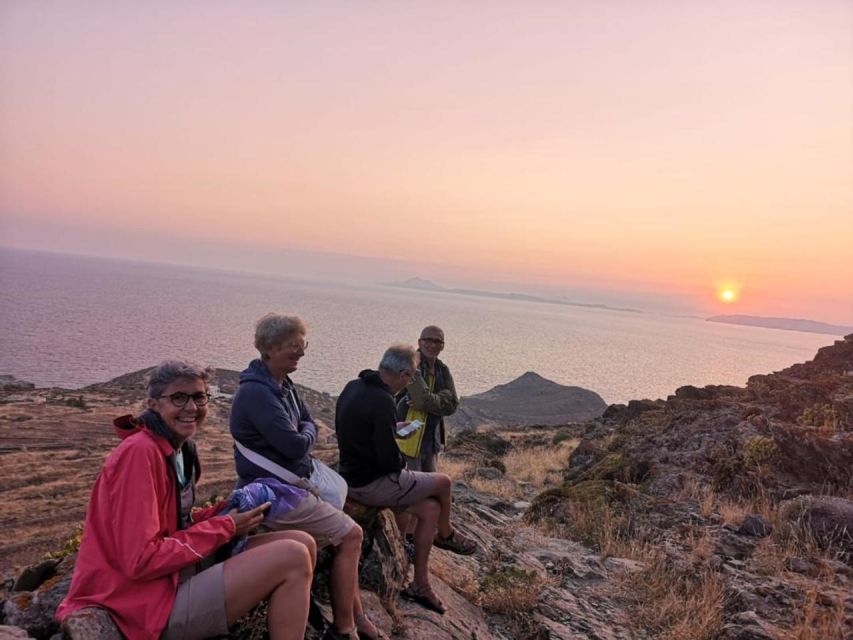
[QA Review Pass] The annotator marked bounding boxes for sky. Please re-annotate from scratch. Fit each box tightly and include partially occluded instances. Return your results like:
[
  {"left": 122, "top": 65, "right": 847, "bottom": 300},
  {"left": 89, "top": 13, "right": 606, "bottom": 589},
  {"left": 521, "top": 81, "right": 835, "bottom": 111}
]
[{"left": 1, "top": 1, "right": 852, "bottom": 323}]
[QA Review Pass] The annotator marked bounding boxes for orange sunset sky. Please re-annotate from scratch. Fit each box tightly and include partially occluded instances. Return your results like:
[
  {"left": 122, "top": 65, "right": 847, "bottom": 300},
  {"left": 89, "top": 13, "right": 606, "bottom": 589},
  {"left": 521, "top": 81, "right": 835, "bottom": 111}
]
[{"left": 1, "top": 2, "right": 852, "bottom": 324}]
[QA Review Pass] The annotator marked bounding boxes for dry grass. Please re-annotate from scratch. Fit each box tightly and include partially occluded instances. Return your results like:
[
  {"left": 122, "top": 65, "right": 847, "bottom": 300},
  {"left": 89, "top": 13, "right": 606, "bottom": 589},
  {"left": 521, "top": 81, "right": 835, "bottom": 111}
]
[
  {"left": 749, "top": 511, "right": 841, "bottom": 585},
  {"left": 678, "top": 478, "right": 772, "bottom": 525},
  {"left": 625, "top": 558, "right": 725, "bottom": 640},
  {"left": 716, "top": 497, "right": 751, "bottom": 527},
  {"left": 430, "top": 554, "right": 481, "bottom": 601},
  {"left": 469, "top": 475, "right": 522, "bottom": 501},
  {"left": 535, "top": 499, "right": 656, "bottom": 562},
  {"left": 786, "top": 588, "right": 848, "bottom": 640},
  {"left": 686, "top": 528, "right": 716, "bottom": 564},
  {"left": 438, "top": 455, "right": 475, "bottom": 481},
  {"left": 477, "top": 566, "right": 551, "bottom": 638},
  {"left": 503, "top": 440, "right": 576, "bottom": 489},
  {"left": 478, "top": 566, "right": 547, "bottom": 614}
]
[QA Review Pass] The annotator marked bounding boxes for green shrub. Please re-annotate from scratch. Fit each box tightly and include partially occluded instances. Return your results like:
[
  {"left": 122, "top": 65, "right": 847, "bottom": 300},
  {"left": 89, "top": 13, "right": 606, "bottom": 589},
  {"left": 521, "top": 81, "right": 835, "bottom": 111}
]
[
  {"left": 797, "top": 403, "right": 837, "bottom": 430},
  {"left": 742, "top": 436, "right": 779, "bottom": 467},
  {"left": 46, "top": 525, "right": 83, "bottom": 560}
]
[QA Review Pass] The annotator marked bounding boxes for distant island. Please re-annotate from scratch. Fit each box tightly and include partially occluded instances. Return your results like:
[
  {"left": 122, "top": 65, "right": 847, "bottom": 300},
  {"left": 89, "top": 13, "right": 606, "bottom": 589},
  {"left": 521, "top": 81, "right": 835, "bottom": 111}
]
[
  {"left": 707, "top": 314, "right": 853, "bottom": 336},
  {"left": 385, "top": 277, "right": 641, "bottom": 313}
]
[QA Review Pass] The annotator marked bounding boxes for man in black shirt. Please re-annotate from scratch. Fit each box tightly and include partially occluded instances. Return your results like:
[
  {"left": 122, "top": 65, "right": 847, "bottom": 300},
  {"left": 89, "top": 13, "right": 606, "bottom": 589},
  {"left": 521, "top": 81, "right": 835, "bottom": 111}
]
[{"left": 336, "top": 344, "right": 477, "bottom": 615}]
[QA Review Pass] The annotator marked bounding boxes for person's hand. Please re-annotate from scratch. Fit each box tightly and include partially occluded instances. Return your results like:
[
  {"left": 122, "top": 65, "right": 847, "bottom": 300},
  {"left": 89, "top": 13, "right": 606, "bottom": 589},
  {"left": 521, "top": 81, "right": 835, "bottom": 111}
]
[
  {"left": 396, "top": 421, "right": 423, "bottom": 438},
  {"left": 228, "top": 502, "right": 271, "bottom": 537},
  {"left": 396, "top": 421, "right": 412, "bottom": 437}
]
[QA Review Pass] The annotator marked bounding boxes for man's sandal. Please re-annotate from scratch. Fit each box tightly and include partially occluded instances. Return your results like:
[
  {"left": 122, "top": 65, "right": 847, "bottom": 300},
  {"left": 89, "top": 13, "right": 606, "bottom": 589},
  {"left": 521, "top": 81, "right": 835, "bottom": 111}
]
[
  {"left": 401, "top": 582, "right": 447, "bottom": 615},
  {"left": 355, "top": 612, "right": 389, "bottom": 640},
  {"left": 433, "top": 529, "right": 477, "bottom": 555}
]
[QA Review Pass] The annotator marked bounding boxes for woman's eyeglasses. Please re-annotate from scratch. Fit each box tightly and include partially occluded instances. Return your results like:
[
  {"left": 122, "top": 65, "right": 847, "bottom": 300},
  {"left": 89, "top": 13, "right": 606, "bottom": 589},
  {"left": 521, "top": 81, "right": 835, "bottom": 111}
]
[
  {"left": 158, "top": 392, "right": 211, "bottom": 407},
  {"left": 286, "top": 340, "right": 308, "bottom": 353}
]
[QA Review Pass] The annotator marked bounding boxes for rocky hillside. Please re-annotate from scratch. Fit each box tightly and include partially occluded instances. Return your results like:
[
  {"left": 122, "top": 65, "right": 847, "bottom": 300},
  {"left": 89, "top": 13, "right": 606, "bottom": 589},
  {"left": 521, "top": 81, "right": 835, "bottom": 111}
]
[
  {"left": 527, "top": 334, "right": 853, "bottom": 638},
  {"left": 448, "top": 371, "right": 607, "bottom": 431},
  {"left": 2, "top": 337, "right": 852, "bottom": 639}
]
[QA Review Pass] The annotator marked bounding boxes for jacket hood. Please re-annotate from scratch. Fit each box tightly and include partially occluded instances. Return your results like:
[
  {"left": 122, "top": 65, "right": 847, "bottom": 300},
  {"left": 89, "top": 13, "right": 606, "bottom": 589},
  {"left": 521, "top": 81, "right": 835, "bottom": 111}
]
[
  {"left": 358, "top": 369, "right": 390, "bottom": 391},
  {"left": 239, "top": 359, "right": 289, "bottom": 394},
  {"left": 240, "top": 359, "right": 274, "bottom": 384},
  {"left": 114, "top": 414, "right": 143, "bottom": 440},
  {"left": 112, "top": 414, "right": 176, "bottom": 458}
]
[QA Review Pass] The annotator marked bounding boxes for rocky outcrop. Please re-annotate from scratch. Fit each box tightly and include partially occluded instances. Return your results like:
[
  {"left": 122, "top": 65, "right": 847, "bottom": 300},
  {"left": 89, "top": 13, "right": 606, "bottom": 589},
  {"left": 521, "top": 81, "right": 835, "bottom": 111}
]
[
  {"left": 448, "top": 372, "right": 607, "bottom": 431},
  {"left": 0, "top": 377, "right": 34, "bottom": 392},
  {"left": 525, "top": 334, "right": 853, "bottom": 638}
]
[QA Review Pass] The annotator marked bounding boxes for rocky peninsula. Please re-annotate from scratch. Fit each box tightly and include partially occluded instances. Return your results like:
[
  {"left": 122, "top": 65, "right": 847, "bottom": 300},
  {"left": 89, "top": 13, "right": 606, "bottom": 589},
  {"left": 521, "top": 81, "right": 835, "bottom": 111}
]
[{"left": 1, "top": 336, "right": 852, "bottom": 639}]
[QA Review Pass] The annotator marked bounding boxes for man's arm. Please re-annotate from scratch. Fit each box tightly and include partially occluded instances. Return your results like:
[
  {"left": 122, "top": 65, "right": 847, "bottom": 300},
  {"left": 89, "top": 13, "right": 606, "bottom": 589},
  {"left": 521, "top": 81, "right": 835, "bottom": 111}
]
[
  {"left": 372, "top": 398, "right": 405, "bottom": 473},
  {"left": 407, "top": 366, "right": 459, "bottom": 416}
]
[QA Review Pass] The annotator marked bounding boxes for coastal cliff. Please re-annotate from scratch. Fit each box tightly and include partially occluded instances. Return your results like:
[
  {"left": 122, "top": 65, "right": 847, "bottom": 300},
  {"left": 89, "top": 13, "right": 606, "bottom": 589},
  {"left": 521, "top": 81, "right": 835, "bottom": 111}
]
[{"left": 1, "top": 336, "right": 852, "bottom": 638}]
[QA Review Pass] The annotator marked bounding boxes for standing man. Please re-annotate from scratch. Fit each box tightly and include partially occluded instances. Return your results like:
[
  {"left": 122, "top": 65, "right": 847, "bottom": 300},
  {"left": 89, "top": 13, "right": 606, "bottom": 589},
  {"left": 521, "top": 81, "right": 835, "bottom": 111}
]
[
  {"left": 396, "top": 325, "right": 459, "bottom": 472},
  {"left": 336, "top": 345, "right": 476, "bottom": 615}
]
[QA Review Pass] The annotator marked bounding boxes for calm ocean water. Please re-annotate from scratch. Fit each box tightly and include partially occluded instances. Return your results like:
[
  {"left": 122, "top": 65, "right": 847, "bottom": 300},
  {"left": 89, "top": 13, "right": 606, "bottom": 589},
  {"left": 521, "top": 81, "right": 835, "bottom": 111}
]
[{"left": 0, "top": 248, "right": 834, "bottom": 405}]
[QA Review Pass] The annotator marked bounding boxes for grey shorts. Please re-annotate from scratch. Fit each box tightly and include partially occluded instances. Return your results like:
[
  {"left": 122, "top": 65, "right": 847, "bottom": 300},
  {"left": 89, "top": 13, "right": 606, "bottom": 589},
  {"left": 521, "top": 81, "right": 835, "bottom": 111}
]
[
  {"left": 346, "top": 470, "right": 440, "bottom": 510},
  {"left": 162, "top": 562, "right": 228, "bottom": 640},
  {"left": 259, "top": 492, "right": 356, "bottom": 549}
]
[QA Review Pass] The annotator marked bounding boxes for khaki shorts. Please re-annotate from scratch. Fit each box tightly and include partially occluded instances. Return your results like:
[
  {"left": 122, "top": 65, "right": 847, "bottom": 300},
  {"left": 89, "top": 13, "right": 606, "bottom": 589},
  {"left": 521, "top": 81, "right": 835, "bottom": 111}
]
[
  {"left": 259, "top": 492, "right": 356, "bottom": 549},
  {"left": 346, "top": 470, "right": 440, "bottom": 510},
  {"left": 162, "top": 561, "right": 228, "bottom": 640}
]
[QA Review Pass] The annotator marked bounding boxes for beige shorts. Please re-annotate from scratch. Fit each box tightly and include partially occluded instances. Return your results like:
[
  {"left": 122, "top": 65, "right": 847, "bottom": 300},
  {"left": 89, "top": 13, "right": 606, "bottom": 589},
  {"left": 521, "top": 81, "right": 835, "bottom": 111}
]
[
  {"left": 346, "top": 470, "right": 440, "bottom": 510},
  {"left": 162, "top": 561, "right": 228, "bottom": 640},
  {"left": 259, "top": 492, "right": 356, "bottom": 549}
]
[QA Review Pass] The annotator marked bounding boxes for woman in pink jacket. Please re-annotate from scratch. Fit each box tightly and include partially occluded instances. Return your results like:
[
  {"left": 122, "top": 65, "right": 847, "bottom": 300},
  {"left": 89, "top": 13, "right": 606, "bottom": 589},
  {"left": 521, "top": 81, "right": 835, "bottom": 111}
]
[{"left": 56, "top": 360, "right": 315, "bottom": 640}]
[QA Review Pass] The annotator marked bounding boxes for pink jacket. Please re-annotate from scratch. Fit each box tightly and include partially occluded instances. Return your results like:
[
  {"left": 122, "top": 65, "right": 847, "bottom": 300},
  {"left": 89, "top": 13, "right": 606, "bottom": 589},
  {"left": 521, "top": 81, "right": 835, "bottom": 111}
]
[{"left": 55, "top": 416, "right": 235, "bottom": 639}]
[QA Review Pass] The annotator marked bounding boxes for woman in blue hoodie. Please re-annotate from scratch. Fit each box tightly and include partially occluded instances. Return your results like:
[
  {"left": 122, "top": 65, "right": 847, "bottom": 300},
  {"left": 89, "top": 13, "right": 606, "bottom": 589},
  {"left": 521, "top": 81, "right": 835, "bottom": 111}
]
[{"left": 230, "top": 314, "right": 383, "bottom": 640}]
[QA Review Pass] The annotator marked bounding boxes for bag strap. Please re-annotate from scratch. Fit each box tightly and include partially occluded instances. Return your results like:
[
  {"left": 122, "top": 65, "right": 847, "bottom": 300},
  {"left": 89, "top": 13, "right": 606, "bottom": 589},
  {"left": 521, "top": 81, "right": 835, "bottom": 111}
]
[{"left": 233, "top": 440, "right": 319, "bottom": 497}]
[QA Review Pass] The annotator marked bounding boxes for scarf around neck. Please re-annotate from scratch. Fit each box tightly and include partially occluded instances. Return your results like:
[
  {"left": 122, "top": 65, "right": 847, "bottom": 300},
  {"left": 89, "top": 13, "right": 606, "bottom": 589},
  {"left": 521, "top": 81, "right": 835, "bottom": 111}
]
[{"left": 137, "top": 408, "right": 180, "bottom": 450}]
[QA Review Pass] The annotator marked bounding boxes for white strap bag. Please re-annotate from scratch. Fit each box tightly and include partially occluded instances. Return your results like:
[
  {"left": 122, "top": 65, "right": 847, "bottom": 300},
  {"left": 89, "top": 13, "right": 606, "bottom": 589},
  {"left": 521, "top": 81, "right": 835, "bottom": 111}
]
[{"left": 234, "top": 440, "right": 348, "bottom": 510}]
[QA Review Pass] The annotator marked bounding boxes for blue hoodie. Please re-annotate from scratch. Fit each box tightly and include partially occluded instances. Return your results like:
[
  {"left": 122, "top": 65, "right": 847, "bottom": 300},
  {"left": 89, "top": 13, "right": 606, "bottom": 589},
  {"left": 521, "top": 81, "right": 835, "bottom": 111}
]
[{"left": 230, "top": 359, "right": 318, "bottom": 482}]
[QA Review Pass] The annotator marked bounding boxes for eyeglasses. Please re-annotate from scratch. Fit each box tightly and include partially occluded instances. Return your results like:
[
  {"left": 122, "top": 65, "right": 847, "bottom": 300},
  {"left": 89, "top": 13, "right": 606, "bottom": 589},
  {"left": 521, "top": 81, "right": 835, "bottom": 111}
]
[
  {"left": 285, "top": 340, "right": 308, "bottom": 353},
  {"left": 400, "top": 369, "right": 416, "bottom": 379},
  {"left": 158, "top": 392, "right": 211, "bottom": 407},
  {"left": 420, "top": 337, "right": 444, "bottom": 346}
]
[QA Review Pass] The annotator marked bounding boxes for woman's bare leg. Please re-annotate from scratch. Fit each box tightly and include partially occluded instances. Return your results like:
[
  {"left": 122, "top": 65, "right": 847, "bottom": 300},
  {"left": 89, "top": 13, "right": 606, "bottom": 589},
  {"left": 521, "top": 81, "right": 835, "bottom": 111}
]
[
  {"left": 222, "top": 538, "right": 312, "bottom": 640},
  {"left": 329, "top": 524, "right": 362, "bottom": 635},
  {"left": 247, "top": 529, "right": 317, "bottom": 566}
]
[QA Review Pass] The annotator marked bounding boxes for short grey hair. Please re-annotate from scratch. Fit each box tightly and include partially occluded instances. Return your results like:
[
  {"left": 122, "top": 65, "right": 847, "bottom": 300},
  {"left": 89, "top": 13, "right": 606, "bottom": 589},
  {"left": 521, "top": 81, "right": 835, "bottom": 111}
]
[
  {"left": 255, "top": 313, "right": 307, "bottom": 359},
  {"left": 379, "top": 344, "right": 418, "bottom": 373},
  {"left": 145, "top": 360, "right": 212, "bottom": 399}
]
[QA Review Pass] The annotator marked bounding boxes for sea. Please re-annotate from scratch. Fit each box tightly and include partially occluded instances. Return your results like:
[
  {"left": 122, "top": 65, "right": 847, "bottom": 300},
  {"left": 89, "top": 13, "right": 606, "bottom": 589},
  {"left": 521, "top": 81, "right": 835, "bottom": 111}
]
[{"left": 0, "top": 248, "right": 835, "bottom": 405}]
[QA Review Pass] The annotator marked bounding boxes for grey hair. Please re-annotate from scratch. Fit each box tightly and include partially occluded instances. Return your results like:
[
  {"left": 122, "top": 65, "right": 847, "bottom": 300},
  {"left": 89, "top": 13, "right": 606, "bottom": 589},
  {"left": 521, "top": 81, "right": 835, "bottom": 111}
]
[
  {"left": 254, "top": 313, "right": 307, "bottom": 359},
  {"left": 379, "top": 344, "right": 418, "bottom": 373},
  {"left": 145, "top": 360, "right": 212, "bottom": 399}
]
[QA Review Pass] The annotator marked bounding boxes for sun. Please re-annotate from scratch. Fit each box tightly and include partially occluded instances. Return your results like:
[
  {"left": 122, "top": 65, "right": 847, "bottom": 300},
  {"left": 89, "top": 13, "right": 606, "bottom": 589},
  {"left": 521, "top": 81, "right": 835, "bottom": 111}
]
[{"left": 716, "top": 284, "right": 740, "bottom": 304}]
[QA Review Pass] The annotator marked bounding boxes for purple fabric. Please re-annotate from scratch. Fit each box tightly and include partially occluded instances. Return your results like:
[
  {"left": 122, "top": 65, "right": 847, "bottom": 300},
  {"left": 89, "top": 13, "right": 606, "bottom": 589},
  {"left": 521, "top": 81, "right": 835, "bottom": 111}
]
[
  {"left": 225, "top": 477, "right": 307, "bottom": 520},
  {"left": 221, "top": 478, "right": 308, "bottom": 554}
]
